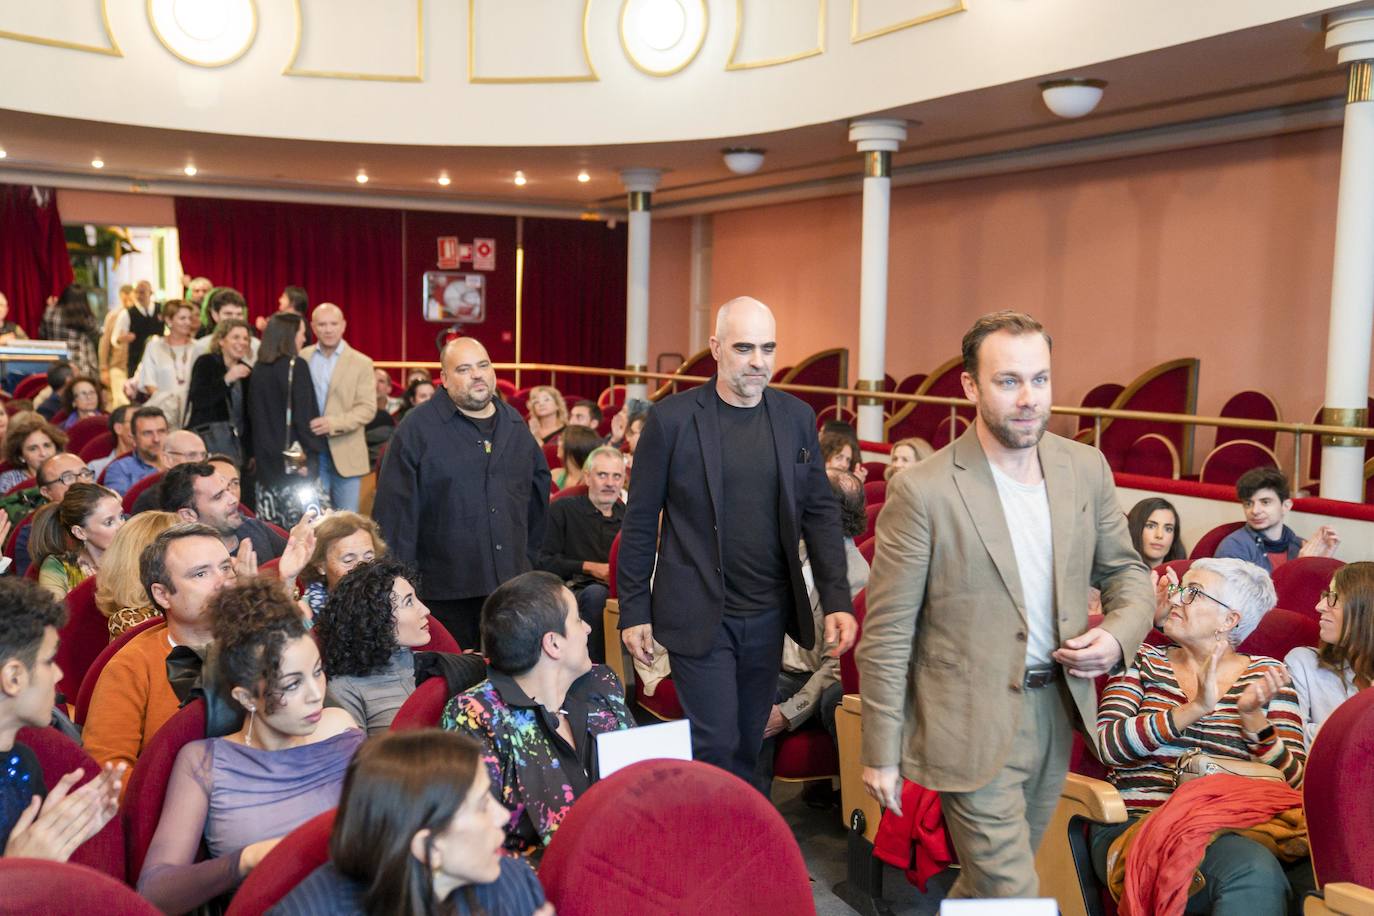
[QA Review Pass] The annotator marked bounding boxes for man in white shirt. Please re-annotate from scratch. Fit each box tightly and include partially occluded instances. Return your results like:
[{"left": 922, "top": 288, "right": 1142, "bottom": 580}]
[
  {"left": 300, "top": 303, "right": 375, "bottom": 512},
  {"left": 110, "top": 280, "right": 162, "bottom": 377}
]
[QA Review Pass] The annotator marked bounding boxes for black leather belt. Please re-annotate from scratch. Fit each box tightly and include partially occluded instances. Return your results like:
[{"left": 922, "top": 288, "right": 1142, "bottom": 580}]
[{"left": 1023, "top": 666, "right": 1060, "bottom": 689}]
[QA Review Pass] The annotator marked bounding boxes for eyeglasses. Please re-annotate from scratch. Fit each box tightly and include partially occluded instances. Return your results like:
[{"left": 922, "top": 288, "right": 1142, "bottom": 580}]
[
  {"left": 1166, "top": 582, "right": 1233, "bottom": 610},
  {"left": 40, "top": 467, "right": 95, "bottom": 487},
  {"left": 1320, "top": 589, "right": 1340, "bottom": 608}
]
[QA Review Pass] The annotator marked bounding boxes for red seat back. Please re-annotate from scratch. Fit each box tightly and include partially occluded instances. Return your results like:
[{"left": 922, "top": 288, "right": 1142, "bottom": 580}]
[
  {"left": 12, "top": 371, "right": 48, "bottom": 401},
  {"left": 772, "top": 729, "right": 839, "bottom": 780},
  {"left": 930, "top": 414, "right": 969, "bottom": 450},
  {"left": 225, "top": 809, "right": 336, "bottom": 916},
  {"left": 15, "top": 726, "right": 126, "bottom": 879},
  {"left": 1199, "top": 440, "right": 1279, "bottom": 487},
  {"left": 122, "top": 470, "right": 163, "bottom": 515},
  {"left": 856, "top": 536, "right": 876, "bottom": 567},
  {"left": 75, "top": 615, "right": 163, "bottom": 726},
  {"left": 542, "top": 439, "right": 560, "bottom": 470},
  {"left": 1272, "top": 556, "right": 1345, "bottom": 620},
  {"left": 66, "top": 415, "right": 111, "bottom": 455},
  {"left": 1216, "top": 391, "right": 1280, "bottom": 450},
  {"left": 78, "top": 431, "right": 116, "bottom": 463},
  {"left": 388, "top": 677, "right": 451, "bottom": 731},
  {"left": 552, "top": 483, "right": 589, "bottom": 503},
  {"left": 895, "top": 372, "right": 927, "bottom": 395},
  {"left": 597, "top": 384, "right": 626, "bottom": 412},
  {"left": 863, "top": 480, "right": 886, "bottom": 505},
  {"left": 862, "top": 503, "right": 881, "bottom": 542},
  {"left": 840, "top": 589, "right": 866, "bottom": 694},
  {"left": 4, "top": 475, "right": 36, "bottom": 495},
  {"left": 1121, "top": 433, "right": 1180, "bottom": 479},
  {"left": 1304, "top": 688, "right": 1374, "bottom": 888},
  {"left": 509, "top": 387, "right": 532, "bottom": 416},
  {"left": 5, "top": 509, "right": 31, "bottom": 561},
  {"left": 1189, "top": 521, "right": 1245, "bottom": 560},
  {"left": 860, "top": 461, "right": 887, "bottom": 483},
  {"left": 1236, "top": 607, "right": 1319, "bottom": 660},
  {"left": 1077, "top": 382, "right": 1125, "bottom": 434},
  {"left": 608, "top": 532, "right": 621, "bottom": 600},
  {"left": 420, "top": 616, "right": 462, "bottom": 654},
  {"left": 495, "top": 378, "right": 517, "bottom": 399},
  {"left": 55, "top": 577, "right": 103, "bottom": 702},
  {"left": 123, "top": 698, "right": 207, "bottom": 884},
  {"left": 540, "top": 760, "right": 815, "bottom": 916},
  {"left": 0, "top": 859, "right": 159, "bottom": 915}
]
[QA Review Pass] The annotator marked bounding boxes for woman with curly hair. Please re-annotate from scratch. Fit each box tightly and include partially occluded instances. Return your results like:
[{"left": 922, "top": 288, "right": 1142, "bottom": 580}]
[
  {"left": 95, "top": 510, "right": 179, "bottom": 637},
  {"left": 0, "top": 412, "right": 66, "bottom": 492},
  {"left": 138, "top": 578, "right": 363, "bottom": 914},
  {"left": 298, "top": 512, "right": 387, "bottom": 620},
  {"left": 318, "top": 557, "right": 433, "bottom": 735}
]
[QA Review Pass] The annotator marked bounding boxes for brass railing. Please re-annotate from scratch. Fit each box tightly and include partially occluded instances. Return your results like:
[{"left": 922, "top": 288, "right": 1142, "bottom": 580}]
[{"left": 374, "top": 360, "right": 1374, "bottom": 476}]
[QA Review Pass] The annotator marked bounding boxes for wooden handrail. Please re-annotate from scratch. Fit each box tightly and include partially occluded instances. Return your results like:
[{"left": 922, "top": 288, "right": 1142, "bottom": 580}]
[{"left": 372, "top": 360, "right": 1374, "bottom": 443}]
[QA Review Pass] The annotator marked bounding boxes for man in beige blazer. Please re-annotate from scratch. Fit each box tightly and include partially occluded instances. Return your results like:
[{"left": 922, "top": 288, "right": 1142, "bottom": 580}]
[
  {"left": 301, "top": 303, "right": 376, "bottom": 512},
  {"left": 856, "top": 311, "right": 1153, "bottom": 899}
]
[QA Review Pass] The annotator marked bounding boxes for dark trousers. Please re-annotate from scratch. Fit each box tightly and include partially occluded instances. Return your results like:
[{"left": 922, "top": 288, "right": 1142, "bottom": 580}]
[
  {"left": 424, "top": 595, "right": 487, "bottom": 651},
  {"left": 669, "top": 607, "right": 785, "bottom": 793},
  {"left": 573, "top": 583, "right": 608, "bottom": 665}
]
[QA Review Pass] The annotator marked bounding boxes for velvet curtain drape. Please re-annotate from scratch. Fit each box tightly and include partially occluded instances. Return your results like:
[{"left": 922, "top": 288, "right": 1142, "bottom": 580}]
[
  {"left": 174, "top": 197, "right": 404, "bottom": 358},
  {"left": 0, "top": 184, "right": 74, "bottom": 334},
  {"left": 518, "top": 217, "right": 628, "bottom": 400}
]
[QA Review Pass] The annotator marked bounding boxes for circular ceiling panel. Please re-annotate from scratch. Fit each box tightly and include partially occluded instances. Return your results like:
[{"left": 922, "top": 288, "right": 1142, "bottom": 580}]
[
  {"left": 147, "top": 0, "right": 258, "bottom": 68},
  {"left": 619, "top": 0, "right": 708, "bottom": 77}
]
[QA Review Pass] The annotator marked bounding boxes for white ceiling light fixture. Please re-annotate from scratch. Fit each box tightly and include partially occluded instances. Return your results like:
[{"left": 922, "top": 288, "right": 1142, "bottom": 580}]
[
  {"left": 722, "top": 148, "right": 765, "bottom": 175},
  {"left": 577, "top": 169, "right": 591, "bottom": 183},
  {"left": 183, "top": 164, "right": 198, "bottom": 176},
  {"left": 91, "top": 157, "right": 105, "bottom": 169},
  {"left": 632, "top": 0, "right": 687, "bottom": 50},
  {"left": 0, "top": 148, "right": 7, "bottom": 160},
  {"left": 148, "top": 0, "right": 258, "bottom": 68},
  {"left": 438, "top": 174, "right": 451, "bottom": 187},
  {"left": 355, "top": 171, "right": 369, "bottom": 184},
  {"left": 1040, "top": 79, "right": 1107, "bottom": 119},
  {"left": 514, "top": 170, "right": 527, "bottom": 186},
  {"left": 619, "top": 0, "right": 707, "bottom": 77}
]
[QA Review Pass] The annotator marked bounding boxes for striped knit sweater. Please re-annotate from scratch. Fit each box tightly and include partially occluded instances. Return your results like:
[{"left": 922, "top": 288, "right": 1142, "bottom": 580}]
[{"left": 1096, "top": 643, "right": 1306, "bottom": 815}]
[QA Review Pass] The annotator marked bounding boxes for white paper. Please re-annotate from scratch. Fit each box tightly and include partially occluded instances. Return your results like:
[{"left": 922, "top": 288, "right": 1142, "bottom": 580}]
[
  {"left": 940, "top": 900, "right": 1057, "bottom": 915},
  {"left": 596, "top": 719, "right": 692, "bottom": 777}
]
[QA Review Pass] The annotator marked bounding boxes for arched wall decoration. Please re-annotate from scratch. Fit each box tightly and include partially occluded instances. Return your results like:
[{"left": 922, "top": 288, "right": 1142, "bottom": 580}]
[
  {"left": 726, "top": 0, "right": 826, "bottom": 71},
  {"left": 850, "top": 0, "right": 965, "bottom": 44},
  {"left": 467, "top": 0, "right": 598, "bottom": 84},
  {"left": 0, "top": 1, "right": 123, "bottom": 57},
  {"left": 619, "top": 0, "right": 709, "bottom": 78},
  {"left": 283, "top": 0, "right": 424, "bottom": 82},
  {"left": 147, "top": 0, "right": 258, "bottom": 68}
]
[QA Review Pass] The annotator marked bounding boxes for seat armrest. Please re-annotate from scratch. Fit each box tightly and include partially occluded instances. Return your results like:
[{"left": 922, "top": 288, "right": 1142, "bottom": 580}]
[
  {"left": 1034, "top": 773, "right": 1127, "bottom": 916},
  {"left": 1060, "top": 772, "right": 1128, "bottom": 825},
  {"left": 835, "top": 693, "right": 881, "bottom": 843},
  {"left": 842, "top": 693, "right": 862, "bottom": 715},
  {"left": 602, "top": 600, "right": 627, "bottom": 685},
  {"left": 1308, "top": 884, "right": 1374, "bottom": 916}
]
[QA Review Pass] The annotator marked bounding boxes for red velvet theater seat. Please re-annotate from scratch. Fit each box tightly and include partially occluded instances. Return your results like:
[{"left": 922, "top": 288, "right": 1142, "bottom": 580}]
[
  {"left": 863, "top": 479, "right": 886, "bottom": 505},
  {"left": 817, "top": 404, "right": 857, "bottom": 429},
  {"left": 540, "top": 760, "right": 815, "bottom": 916},
  {"left": 12, "top": 371, "right": 47, "bottom": 401},
  {"left": 777, "top": 348, "right": 848, "bottom": 418},
  {"left": 1121, "top": 433, "right": 1180, "bottom": 479},
  {"left": 1304, "top": 688, "right": 1374, "bottom": 890},
  {"left": 75, "top": 616, "right": 163, "bottom": 726},
  {"left": 226, "top": 809, "right": 335, "bottom": 916},
  {"left": 122, "top": 470, "right": 163, "bottom": 515},
  {"left": 79, "top": 430, "right": 116, "bottom": 463},
  {"left": 1189, "top": 521, "right": 1245, "bottom": 560},
  {"left": 773, "top": 729, "right": 839, "bottom": 781},
  {"left": 863, "top": 502, "right": 881, "bottom": 542},
  {"left": 123, "top": 699, "right": 207, "bottom": 884},
  {"left": 895, "top": 372, "right": 927, "bottom": 395},
  {"left": 419, "top": 616, "right": 462, "bottom": 654},
  {"left": 1272, "top": 557, "right": 1345, "bottom": 620},
  {"left": 1216, "top": 390, "right": 1281, "bottom": 450},
  {"left": 1237, "top": 607, "right": 1319, "bottom": 660},
  {"left": 885, "top": 356, "right": 970, "bottom": 445},
  {"left": 0, "top": 859, "right": 159, "bottom": 915},
  {"left": 1076, "top": 382, "right": 1125, "bottom": 435},
  {"left": 1094, "top": 358, "right": 1200, "bottom": 474},
  {"left": 1199, "top": 439, "right": 1279, "bottom": 487},
  {"left": 857, "top": 536, "right": 876, "bottom": 567},
  {"left": 55, "top": 577, "right": 106, "bottom": 703},
  {"left": 66, "top": 415, "right": 111, "bottom": 455},
  {"left": 389, "top": 676, "right": 451, "bottom": 731},
  {"left": 15, "top": 725, "right": 126, "bottom": 880},
  {"left": 636, "top": 675, "right": 686, "bottom": 721}
]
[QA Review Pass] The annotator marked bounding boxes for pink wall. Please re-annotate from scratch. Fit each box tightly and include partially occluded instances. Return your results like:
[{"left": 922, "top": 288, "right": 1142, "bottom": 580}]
[{"left": 701, "top": 127, "right": 1345, "bottom": 464}]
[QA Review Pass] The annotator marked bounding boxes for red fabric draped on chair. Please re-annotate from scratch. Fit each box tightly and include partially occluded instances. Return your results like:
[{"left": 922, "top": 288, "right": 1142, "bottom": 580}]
[
  {"left": 777, "top": 348, "right": 849, "bottom": 418},
  {"left": 1121, "top": 433, "right": 1180, "bottom": 479},
  {"left": 1094, "top": 358, "right": 1200, "bottom": 473},
  {"left": 540, "top": 760, "right": 815, "bottom": 916},
  {"left": 1198, "top": 439, "right": 1279, "bottom": 487},
  {"left": 0, "top": 184, "right": 74, "bottom": 332}
]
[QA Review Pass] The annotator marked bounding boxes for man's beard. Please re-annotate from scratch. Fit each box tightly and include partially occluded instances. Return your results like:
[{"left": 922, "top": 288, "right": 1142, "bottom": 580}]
[
  {"left": 453, "top": 387, "right": 492, "bottom": 412},
  {"left": 982, "top": 404, "right": 1048, "bottom": 450}
]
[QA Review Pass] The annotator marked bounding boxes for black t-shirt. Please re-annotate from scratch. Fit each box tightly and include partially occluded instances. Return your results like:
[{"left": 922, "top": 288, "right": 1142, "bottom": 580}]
[
  {"left": 461, "top": 410, "right": 499, "bottom": 458},
  {"left": 716, "top": 396, "right": 788, "bottom": 613},
  {"left": 0, "top": 742, "right": 46, "bottom": 846}
]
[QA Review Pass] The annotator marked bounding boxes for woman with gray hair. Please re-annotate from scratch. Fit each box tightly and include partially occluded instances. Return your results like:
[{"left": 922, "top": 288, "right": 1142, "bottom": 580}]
[{"left": 1088, "top": 557, "right": 1311, "bottom": 914}]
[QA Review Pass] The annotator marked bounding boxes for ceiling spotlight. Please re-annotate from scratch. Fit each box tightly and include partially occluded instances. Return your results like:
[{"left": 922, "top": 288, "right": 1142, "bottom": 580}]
[
  {"left": 0, "top": 149, "right": 7, "bottom": 160},
  {"left": 356, "top": 172, "right": 369, "bottom": 184},
  {"left": 722, "top": 147, "right": 765, "bottom": 175},
  {"left": 437, "top": 174, "right": 451, "bottom": 187},
  {"left": 1040, "top": 79, "right": 1106, "bottom": 119},
  {"left": 91, "top": 158, "right": 105, "bottom": 169},
  {"left": 514, "top": 170, "right": 527, "bottom": 187},
  {"left": 577, "top": 169, "right": 591, "bottom": 183},
  {"left": 183, "top": 164, "right": 198, "bottom": 177}
]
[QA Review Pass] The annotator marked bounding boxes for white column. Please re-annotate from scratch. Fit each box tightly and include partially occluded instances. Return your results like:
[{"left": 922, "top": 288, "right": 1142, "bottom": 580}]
[
  {"left": 689, "top": 214, "right": 713, "bottom": 354},
  {"left": 1321, "top": 10, "right": 1374, "bottom": 501},
  {"left": 848, "top": 119, "right": 908, "bottom": 442},
  {"left": 621, "top": 168, "right": 661, "bottom": 402}
]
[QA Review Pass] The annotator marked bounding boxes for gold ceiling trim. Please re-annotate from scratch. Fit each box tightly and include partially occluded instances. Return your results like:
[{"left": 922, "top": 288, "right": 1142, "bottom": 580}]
[
  {"left": 726, "top": 0, "right": 825, "bottom": 71},
  {"left": 850, "top": 0, "right": 965, "bottom": 44},
  {"left": 468, "top": 0, "right": 598, "bottom": 84},
  {"left": 147, "top": 0, "right": 258, "bottom": 69},
  {"left": 0, "top": 1, "right": 123, "bottom": 57},
  {"left": 283, "top": 0, "right": 424, "bottom": 82},
  {"left": 619, "top": 0, "right": 709, "bottom": 78}
]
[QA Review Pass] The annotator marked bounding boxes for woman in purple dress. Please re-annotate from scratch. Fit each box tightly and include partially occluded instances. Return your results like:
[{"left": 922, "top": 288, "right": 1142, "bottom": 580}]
[{"left": 138, "top": 577, "right": 363, "bottom": 914}]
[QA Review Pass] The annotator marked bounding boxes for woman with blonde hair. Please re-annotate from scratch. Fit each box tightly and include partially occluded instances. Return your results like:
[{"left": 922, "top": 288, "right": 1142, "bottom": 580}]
[
  {"left": 299, "top": 512, "right": 388, "bottom": 621},
  {"left": 525, "top": 385, "right": 567, "bottom": 445},
  {"left": 96, "top": 510, "right": 179, "bottom": 638},
  {"left": 884, "top": 437, "right": 933, "bottom": 481}
]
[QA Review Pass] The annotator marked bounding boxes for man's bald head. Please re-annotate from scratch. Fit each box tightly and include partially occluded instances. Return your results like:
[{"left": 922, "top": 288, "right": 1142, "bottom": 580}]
[
  {"left": 312, "top": 303, "right": 343, "bottom": 321},
  {"left": 162, "top": 430, "right": 208, "bottom": 470},
  {"left": 440, "top": 337, "right": 496, "bottom": 416},
  {"left": 710, "top": 296, "right": 777, "bottom": 407},
  {"left": 311, "top": 302, "right": 346, "bottom": 350},
  {"left": 39, "top": 452, "right": 89, "bottom": 502}
]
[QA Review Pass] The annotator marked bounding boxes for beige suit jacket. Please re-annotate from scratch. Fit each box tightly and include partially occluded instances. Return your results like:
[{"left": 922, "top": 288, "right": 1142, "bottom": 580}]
[
  {"left": 299, "top": 343, "right": 376, "bottom": 478},
  {"left": 855, "top": 426, "right": 1153, "bottom": 793}
]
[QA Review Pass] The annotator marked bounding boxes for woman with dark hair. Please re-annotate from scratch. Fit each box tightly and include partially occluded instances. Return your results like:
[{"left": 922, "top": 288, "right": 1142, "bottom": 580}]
[
  {"left": 137, "top": 578, "right": 363, "bottom": 914},
  {"left": 58, "top": 375, "right": 104, "bottom": 430},
  {"left": 1287, "top": 560, "right": 1374, "bottom": 743},
  {"left": 187, "top": 317, "right": 254, "bottom": 463},
  {"left": 298, "top": 512, "right": 387, "bottom": 620},
  {"left": 248, "top": 312, "right": 325, "bottom": 526},
  {"left": 318, "top": 558, "right": 433, "bottom": 734},
  {"left": 398, "top": 377, "right": 435, "bottom": 420},
  {"left": 443, "top": 570, "right": 632, "bottom": 854},
  {"left": 0, "top": 412, "right": 65, "bottom": 492},
  {"left": 28, "top": 482, "right": 124, "bottom": 601},
  {"left": 551, "top": 424, "right": 600, "bottom": 491},
  {"left": 1126, "top": 497, "right": 1186, "bottom": 567},
  {"left": 39, "top": 284, "right": 98, "bottom": 378},
  {"left": 270, "top": 731, "right": 549, "bottom": 916},
  {"left": 820, "top": 424, "right": 868, "bottom": 482}
]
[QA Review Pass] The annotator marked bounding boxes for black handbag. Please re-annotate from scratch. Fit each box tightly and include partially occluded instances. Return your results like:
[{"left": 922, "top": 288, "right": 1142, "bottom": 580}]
[{"left": 282, "top": 356, "right": 307, "bottom": 475}]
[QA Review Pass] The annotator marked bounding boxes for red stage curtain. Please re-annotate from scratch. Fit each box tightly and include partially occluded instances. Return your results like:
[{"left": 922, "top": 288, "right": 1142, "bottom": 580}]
[
  {"left": 519, "top": 217, "right": 627, "bottom": 400},
  {"left": 174, "top": 197, "right": 403, "bottom": 359},
  {"left": 0, "top": 184, "right": 74, "bottom": 334}
]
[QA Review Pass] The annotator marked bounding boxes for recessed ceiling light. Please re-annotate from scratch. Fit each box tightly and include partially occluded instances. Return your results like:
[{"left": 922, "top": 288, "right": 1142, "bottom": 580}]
[
  {"left": 183, "top": 164, "right": 198, "bottom": 177},
  {"left": 513, "top": 170, "right": 527, "bottom": 186},
  {"left": 356, "top": 172, "right": 369, "bottom": 184},
  {"left": 437, "top": 174, "right": 451, "bottom": 187},
  {"left": 0, "top": 149, "right": 7, "bottom": 160},
  {"left": 91, "top": 158, "right": 105, "bottom": 169},
  {"left": 577, "top": 169, "right": 590, "bottom": 183}
]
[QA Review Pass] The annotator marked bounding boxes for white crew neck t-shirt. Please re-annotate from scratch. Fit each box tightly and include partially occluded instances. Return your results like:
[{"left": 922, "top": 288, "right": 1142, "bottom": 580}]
[{"left": 989, "top": 462, "right": 1057, "bottom": 667}]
